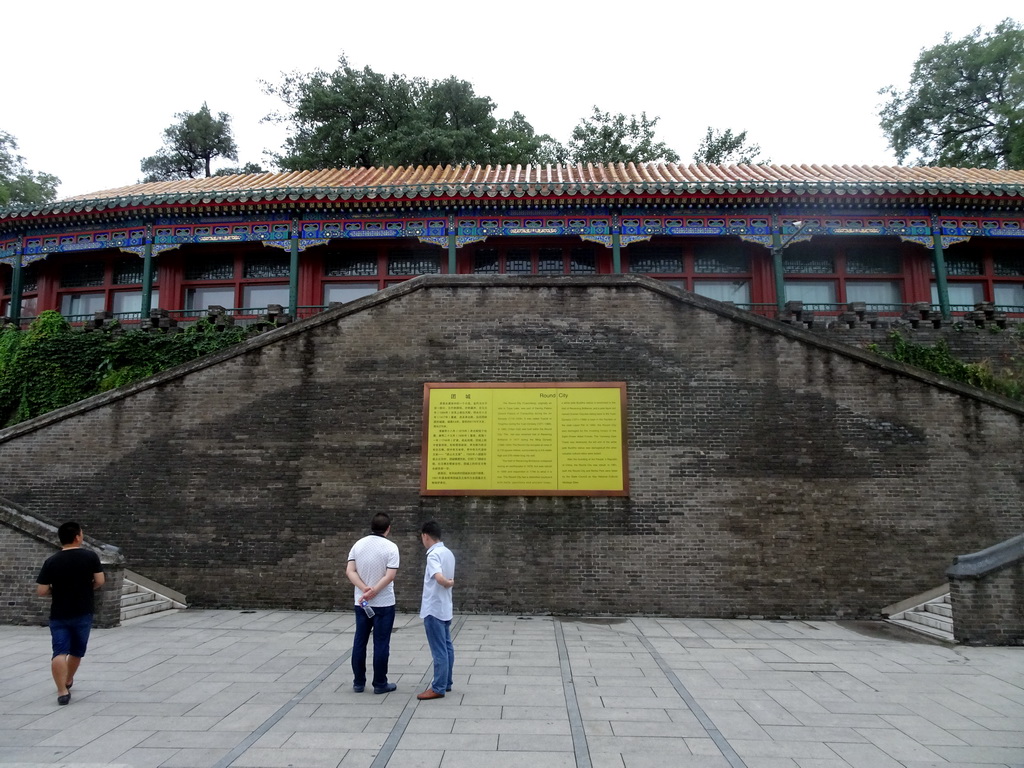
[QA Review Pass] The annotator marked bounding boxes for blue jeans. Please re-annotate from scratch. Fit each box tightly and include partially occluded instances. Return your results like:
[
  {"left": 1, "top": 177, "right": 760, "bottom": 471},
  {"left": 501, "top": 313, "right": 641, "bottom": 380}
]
[
  {"left": 50, "top": 614, "right": 93, "bottom": 658},
  {"left": 352, "top": 604, "right": 396, "bottom": 689},
  {"left": 423, "top": 614, "right": 454, "bottom": 694}
]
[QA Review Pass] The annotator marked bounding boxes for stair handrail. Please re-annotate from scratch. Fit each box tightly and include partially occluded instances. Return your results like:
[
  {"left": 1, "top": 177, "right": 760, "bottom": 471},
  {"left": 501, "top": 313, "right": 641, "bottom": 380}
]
[{"left": 947, "top": 533, "right": 1024, "bottom": 580}]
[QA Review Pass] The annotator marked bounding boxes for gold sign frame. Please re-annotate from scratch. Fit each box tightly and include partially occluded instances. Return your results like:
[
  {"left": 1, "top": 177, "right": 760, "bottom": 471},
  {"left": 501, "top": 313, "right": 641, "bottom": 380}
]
[{"left": 421, "top": 382, "right": 629, "bottom": 496}]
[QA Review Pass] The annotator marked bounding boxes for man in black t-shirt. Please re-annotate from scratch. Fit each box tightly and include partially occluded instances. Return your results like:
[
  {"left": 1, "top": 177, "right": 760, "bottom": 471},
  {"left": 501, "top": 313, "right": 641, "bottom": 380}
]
[{"left": 36, "top": 521, "right": 105, "bottom": 706}]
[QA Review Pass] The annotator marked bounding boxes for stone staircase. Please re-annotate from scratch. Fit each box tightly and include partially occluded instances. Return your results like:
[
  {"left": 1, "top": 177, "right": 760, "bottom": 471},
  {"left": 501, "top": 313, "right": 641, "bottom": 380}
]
[
  {"left": 121, "top": 570, "right": 186, "bottom": 623},
  {"left": 884, "top": 586, "right": 954, "bottom": 643}
]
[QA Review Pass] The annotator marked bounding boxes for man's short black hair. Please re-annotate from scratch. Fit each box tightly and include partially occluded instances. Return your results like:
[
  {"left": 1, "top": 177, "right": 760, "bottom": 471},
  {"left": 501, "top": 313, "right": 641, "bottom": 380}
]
[
  {"left": 421, "top": 520, "right": 443, "bottom": 540},
  {"left": 57, "top": 521, "right": 82, "bottom": 545},
  {"left": 370, "top": 513, "right": 392, "bottom": 535}
]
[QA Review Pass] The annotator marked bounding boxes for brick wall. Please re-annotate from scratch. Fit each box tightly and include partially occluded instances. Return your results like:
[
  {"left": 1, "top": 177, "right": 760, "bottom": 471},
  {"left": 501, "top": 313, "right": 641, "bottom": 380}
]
[
  {"left": 948, "top": 534, "right": 1024, "bottom": 646},
  {"left": 0, "top": 498, "right": 124, "bottom": 627},
  {"left": 0, "top": 275, "right": 1022, "bottom": 619},
  {"left": 950, "top": 565, "right": 1024, "bottom": 645}
]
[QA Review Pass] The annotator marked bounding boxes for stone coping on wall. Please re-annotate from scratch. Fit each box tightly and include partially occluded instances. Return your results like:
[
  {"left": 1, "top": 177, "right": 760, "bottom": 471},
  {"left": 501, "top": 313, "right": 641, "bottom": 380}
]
[
  {"left": 0, "top": 495, "right": 124, "bottom": 566},
  {"left": 948, "top": 533, "right": 1024, "bottom": 579},
  {"left": 0, "top": 274, "right": 1022, "bottom": 448}
]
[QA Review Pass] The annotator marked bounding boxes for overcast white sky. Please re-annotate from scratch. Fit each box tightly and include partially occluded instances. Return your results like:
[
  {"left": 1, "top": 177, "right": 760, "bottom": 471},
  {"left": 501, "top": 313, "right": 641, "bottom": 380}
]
[{"left": 5, "top": 1, "right": 1022, "bottom": 199}]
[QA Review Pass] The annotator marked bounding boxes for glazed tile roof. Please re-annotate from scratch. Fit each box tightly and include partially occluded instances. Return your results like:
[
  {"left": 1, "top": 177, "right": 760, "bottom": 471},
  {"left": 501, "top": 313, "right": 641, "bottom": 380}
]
[{"left": 5, "top": 163, "right": 1024, "bottom": 220}]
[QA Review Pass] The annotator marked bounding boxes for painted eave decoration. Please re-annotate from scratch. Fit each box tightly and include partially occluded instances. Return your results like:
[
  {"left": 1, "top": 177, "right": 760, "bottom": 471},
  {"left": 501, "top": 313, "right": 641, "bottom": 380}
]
[{"left": 4, "top": 163, "right": 1024, "bottom": 220}]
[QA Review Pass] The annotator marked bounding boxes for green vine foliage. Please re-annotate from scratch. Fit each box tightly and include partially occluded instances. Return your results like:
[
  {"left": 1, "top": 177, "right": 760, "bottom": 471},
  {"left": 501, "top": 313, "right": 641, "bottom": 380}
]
[
  {"left": 0, "top": 311, "right": 253, "bottom": 428},
  {"left": 869, "top": 331, "right": 1023, "bottom": 403}
]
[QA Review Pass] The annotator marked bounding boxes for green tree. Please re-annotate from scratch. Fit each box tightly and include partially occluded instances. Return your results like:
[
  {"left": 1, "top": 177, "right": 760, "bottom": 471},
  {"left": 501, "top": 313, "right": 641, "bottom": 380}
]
[
  {"left": 264, "top": 55, "right": 557, "bottom": 169},
  {"left": 879, "top": 19, "right": 1024, "bottom": 169},
  {"left": 0, "top": 131, "right": 60, "bottom": 208},
  {"left": 213, "top": 162, "right": 266, "bottom": 177},
  {"left": 533, "top": 135, "right": 570, "bottom": 166},
  {"left": 494, "top": 111, "right": 566, "bottom": 165},
  {"left": 141, "top": 103, "right": 239, "bottom": 181},
  {"left": 565, "top": 107, "right": 679, "bottom": 165},
  {"left": 392, "top": 75, "right": 522, "bottom": 165},
  {"left": 692, "top": 127, "right": 766, "bottom": 164}
]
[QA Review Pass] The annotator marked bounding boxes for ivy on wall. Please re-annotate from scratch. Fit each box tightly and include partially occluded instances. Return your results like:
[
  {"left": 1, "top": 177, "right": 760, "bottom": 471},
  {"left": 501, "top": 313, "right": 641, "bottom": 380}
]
[
  {"left": 0, "top": 311, "right": 253, "bottom": 427},
  {"left": 870, "top": 331, "right": 1023, "bottom": 403}
]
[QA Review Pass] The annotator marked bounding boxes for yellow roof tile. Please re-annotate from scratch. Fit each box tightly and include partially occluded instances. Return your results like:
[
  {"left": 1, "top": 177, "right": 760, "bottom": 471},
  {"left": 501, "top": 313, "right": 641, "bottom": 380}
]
[{"left": 9, "top": 162, "right": 1022, "bottom": 218}]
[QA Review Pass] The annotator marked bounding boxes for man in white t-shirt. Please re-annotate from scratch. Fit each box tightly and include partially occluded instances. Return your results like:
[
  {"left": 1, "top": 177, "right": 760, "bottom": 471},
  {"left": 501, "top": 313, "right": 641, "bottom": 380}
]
[
  {"left": 416, "top": 520, "right": 456, "bottom": 700},
  {"left": 346, "top": 513, "right": 400, "bottom": 694}
]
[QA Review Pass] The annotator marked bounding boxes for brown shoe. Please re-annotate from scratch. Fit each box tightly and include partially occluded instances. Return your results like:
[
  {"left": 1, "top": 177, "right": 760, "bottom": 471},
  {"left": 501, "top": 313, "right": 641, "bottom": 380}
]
[{"left": 416, "top": 689, "right": 445, "bottom": 700}]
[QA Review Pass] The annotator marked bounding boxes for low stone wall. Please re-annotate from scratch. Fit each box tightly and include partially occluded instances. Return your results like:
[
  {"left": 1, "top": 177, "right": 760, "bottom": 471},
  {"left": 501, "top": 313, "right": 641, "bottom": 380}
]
[
  {"left": 0, "top": 498, "right": 124, "bottom": 627},
  {"left": 948, "top": 534, "right": 1024, "bottom": 646}
]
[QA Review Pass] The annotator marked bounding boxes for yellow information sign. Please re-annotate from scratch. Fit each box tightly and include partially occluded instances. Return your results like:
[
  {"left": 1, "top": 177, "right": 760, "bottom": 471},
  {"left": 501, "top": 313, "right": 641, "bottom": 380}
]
[{"left": 421, "top": 383, "right": 628, "bottom": 496}]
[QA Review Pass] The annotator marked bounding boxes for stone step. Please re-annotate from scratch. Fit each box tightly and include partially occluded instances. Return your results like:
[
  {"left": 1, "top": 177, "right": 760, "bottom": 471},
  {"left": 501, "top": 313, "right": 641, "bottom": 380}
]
[
  {"left": 122, "top": 595, "right": 174, "bottom": 621},
  {"left": 884, "top": 587, "right": 955, "bottom": 643},
  {"left": 887, "top": 616, "right": 955, "bottom": 642},
  {"left": 121, "top": 591, "right": 155, "bottom": 608},
  {"left": 924, "top": 601, "right": 952, "bottom": 618},
  {"left": 119, "top": 575, "right": 187, "bottom": 624},
  {"left": 904, "top": 609, "right": 953, "bottom": 633}
]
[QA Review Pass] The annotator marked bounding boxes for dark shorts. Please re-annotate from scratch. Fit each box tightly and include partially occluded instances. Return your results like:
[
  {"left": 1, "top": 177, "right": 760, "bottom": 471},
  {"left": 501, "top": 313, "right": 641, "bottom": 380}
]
[{"left": 49, "top": 614, "right": 93, "bottom": 658}]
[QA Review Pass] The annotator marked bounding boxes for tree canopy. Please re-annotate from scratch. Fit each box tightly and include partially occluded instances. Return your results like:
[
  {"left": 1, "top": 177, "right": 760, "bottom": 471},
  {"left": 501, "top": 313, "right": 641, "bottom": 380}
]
[
  {"left": 264, "top": 56, "right": 557, "bottom": 169},
  {"left": 692, "top": 127, "right": 766, "bottom": 164},
  {"left": 213, "top": 162, "right": 265, "bottom": 177},
  {"left": 564, "top": 107, "right": 680, "bottom": 165},
  {"left": 0, "top": 131, "right": 60, "bottom": 208},
  {"left": 140, "top": 103, "right": 239, "bottom": 181},
  {"left": 879, "top": 19, "right": 1024, "bottom": 169}
]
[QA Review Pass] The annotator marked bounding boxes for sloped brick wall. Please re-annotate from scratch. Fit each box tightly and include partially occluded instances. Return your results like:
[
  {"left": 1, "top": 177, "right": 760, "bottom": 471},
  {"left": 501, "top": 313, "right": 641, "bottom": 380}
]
[
  {"left": 0, "top": 499, "right": 124, "bottom": 626},
  {"left": 0, "top": 275, "right": 1021, "bottom": 619}
]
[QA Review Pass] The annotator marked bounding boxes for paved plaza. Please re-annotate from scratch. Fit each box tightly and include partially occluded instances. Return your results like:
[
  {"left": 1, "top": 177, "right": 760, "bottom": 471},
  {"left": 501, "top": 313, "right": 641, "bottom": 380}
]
[{"left": 1, "top": 609, "right": 1023, "bottom": 768}]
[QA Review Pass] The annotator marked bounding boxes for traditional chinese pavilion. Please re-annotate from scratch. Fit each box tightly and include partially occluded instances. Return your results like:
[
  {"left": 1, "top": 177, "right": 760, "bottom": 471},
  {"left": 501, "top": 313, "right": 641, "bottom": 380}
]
[{"left": 2, "top": 163, "right": 1024, "bottom": 325}]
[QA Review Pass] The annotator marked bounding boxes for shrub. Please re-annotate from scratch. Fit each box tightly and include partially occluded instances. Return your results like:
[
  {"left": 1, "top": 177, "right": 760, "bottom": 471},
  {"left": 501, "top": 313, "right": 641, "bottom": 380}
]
[{"left": 869, "top": 331, "right": 1023, "bottom": 403}]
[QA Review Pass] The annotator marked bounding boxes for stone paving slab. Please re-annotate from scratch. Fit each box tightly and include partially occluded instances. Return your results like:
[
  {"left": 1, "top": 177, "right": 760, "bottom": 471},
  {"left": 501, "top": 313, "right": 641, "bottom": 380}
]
[{"left": 1, "top": 612, "right": 1023, "bottom": 767}]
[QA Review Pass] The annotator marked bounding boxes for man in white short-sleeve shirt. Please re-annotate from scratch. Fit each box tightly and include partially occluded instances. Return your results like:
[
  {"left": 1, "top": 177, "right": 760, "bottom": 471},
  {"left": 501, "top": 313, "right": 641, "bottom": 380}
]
[
  {"left": 346, "top": 513, "right": 400, "bottom": 694},
  {"left": 416, "top": 520, "right": 456, "bottom": 700}
]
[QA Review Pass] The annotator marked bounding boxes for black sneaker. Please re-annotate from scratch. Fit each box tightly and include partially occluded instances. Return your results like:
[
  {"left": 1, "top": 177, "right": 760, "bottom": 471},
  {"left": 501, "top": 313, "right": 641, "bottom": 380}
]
[{"left": 373, "top": 683, "right": 397, "bottom": 694}]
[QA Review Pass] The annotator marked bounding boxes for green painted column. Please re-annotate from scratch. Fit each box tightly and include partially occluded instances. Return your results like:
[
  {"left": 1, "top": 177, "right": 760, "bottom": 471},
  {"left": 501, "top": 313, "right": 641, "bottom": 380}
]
[
  {"left": 140, "top": 235, "right": 154, "bottom": 318},
  {"left": 288, "top": 233, "right": 300, "bottom": 317},
  {"left": 931, "top": 225, "right": 951, "bottom": 320},
  {"left": 770, "top": 226, "right": 786, "bottom": 316},
  {"left": 448, "top": 214, "right": 457, "bottom": 274},
  {"left": 9, "top": 254, "right": 23, "bottom": 325},
  {"left": 611, "top": 214, "right": 621, "bottom": 274}
]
